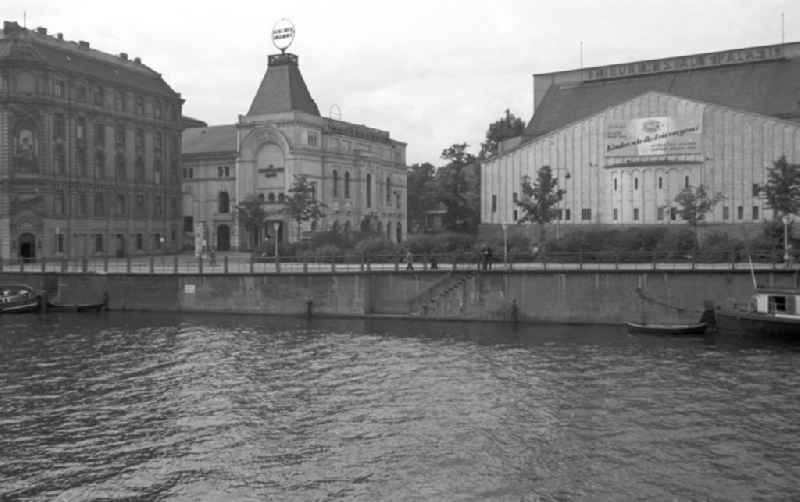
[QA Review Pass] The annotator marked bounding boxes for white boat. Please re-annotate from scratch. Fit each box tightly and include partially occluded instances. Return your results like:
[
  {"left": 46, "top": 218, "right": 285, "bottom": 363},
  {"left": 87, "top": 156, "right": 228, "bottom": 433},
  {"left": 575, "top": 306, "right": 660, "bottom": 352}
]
[{"left": 715, "top": 287, "right": 800, "bottom": 337}]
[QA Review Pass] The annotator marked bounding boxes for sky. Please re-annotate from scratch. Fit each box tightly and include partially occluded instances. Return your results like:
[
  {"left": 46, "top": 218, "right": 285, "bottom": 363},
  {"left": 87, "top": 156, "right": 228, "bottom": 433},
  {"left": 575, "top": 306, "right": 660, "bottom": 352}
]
[{"left": 5, "top": 0, "right": 800, "bottom": 165}]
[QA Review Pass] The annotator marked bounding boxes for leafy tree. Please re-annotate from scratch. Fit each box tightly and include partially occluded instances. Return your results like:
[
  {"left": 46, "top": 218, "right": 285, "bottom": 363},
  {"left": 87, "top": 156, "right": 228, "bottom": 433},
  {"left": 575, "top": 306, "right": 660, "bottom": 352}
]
[
  {"left": 435, "top": 143, "right": 481, "bottom": 233},
  {"left": 515, "top": 165, "right": 565, "bottom": 244},
  {"left": 236, "top": 194, "right": 268, "bottom": 249},
  {"left": 762, "top": 155, "right": 800, "bottom": 219},
  {"left": 479, "top": 109, "right": 526, "bottom": 160},
  {"left": 674, "top": 184, "right": 724, "bottom": 248},
  {"left": 407, "top": 162, "right": 437, "bottom": 232},
  {"left": 284, "top": 174, "right": 327, "bottom": 239}
]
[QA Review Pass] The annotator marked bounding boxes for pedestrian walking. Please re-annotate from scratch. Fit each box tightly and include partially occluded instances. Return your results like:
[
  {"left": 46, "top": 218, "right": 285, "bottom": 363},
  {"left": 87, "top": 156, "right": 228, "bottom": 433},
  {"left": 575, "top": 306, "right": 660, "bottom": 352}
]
[
  {"left": 430, "top": 255, "right": 438, "bottom": 270},
  {"left": 405, "top": 250, "right": 414, "bottom": 271}
]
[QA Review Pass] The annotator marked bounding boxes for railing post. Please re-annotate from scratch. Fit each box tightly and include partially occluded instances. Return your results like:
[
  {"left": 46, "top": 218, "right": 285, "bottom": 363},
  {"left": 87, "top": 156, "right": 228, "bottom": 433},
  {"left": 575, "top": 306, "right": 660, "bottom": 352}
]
[
  {"left": 126, "top": 256, "right": 131, "bottom": 273},
  {"left": 249, "top": 256, "right": 254, "bottom": 274},
  {"left": 199, "top": 256, "right": 204, "bottom": 275},
  {"left": 394, "top": 260, "right": 399, "bottom": 272},
  {"left": 579, "top": 249, "right": 583, "bottom": 271},
  {"left": 331, "top": 261, "right": 336, "bottom": 273},
  {"left": 652, "top": 251, "right": 657, "bottom": 272},
  {"left": 61, "top": 259, "right": 67, "bottom": 273},
  {"left": 275, "top": 256, "right": 281, "bottom": 273},
  {"left": 20, "top": 258, "right": 24, "bottom": 272},
  {"left": 103, "top": 256, "right": 108, "bottom": 273},
  {"left": 149, "top": 255, "right": 155, "bottom": 274},
  {"left": 41, "top": 257, "right": 46, "bottom": 273},
  {"left": 223, "top": 255, "right": 228, "bottom": 274},
  {"left": 303, "top": 259, "right": 308, "bottom": 273},
  {"left": 174, "top": 255, "right": 179, "bottom": 274}
]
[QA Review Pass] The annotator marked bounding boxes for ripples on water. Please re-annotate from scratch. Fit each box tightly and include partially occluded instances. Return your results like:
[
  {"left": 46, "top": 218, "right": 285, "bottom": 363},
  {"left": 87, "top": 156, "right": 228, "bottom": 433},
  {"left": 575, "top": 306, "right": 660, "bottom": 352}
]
[{"left": 1, "top": 313, "right": 798, "bottom": 501}]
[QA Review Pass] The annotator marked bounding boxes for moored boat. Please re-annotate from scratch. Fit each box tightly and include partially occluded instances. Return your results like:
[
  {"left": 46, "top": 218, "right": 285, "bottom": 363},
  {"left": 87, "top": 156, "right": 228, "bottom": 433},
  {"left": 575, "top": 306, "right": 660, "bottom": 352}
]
[
  {"left": 0, "top": 284, "right": 42, "bottom": 314},
  {"left": 715, "top": 287, "right": 800, "bottom": 337},
  {"left": 45, "top": 292, "right": 108, "bottom": 313},
  {"left": 626, "top": 322, "right": 708, "bottom": 335}
]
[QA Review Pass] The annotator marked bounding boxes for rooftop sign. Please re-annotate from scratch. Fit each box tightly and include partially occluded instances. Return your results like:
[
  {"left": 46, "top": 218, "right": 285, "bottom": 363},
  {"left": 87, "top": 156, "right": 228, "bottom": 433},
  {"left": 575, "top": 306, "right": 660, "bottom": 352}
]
[
  {"left": 585, "top": 44, "right": 785, "bottom": 81},
  {"left": 271, "top": 18, "right": 295, "bottom": 53}
]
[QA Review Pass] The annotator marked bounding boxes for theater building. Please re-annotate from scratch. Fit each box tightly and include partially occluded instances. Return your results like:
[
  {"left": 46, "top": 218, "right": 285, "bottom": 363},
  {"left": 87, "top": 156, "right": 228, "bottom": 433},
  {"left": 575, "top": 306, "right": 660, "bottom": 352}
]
[
  {"left": 182, "top": 50, "right": 408, "bottom": 251},
  {"left": 482, "top": 42, "right": 800, "bottom": 229},
  {"left": 0, "top": 21, "right": 185, "bottom": 260}
]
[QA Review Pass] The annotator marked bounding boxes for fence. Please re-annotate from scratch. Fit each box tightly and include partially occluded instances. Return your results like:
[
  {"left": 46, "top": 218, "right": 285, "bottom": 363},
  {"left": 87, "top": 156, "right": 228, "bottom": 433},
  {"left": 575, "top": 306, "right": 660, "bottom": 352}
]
[{"left": 0, "top": 248, "right": 796, "bottom": 275}]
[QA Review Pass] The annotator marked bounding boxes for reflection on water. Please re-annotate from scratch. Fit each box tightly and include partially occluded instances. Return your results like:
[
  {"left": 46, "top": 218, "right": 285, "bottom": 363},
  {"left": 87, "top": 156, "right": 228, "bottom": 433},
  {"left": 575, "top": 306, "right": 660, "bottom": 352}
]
[{"left": 1, "top": 313, "right": 799, "bottom": 500}]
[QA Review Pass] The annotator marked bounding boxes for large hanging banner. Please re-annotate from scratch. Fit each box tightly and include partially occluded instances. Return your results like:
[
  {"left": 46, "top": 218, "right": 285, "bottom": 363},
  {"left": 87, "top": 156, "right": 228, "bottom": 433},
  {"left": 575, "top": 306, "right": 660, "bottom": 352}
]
[{"left": 604, "top": 112, "right": 703, "bottom": 157}]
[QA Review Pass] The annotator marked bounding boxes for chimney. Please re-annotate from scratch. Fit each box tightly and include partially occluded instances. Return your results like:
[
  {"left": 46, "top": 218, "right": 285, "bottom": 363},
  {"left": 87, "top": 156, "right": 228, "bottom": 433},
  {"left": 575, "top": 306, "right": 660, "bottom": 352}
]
[
  {"left": 36, "top": 27, "right": 47, "bottom": 35},
  {"left": 78, "top": 40, "right": 90, "bottom": 49},
  {"left": 119, "top": 52, "right": 128, "bottom": 61},
  {"left": 56, "top": 33, "right": 63, "bottom": 40},
  {"left": 133, "top": 57, "right": 141, "bottom": 64}
]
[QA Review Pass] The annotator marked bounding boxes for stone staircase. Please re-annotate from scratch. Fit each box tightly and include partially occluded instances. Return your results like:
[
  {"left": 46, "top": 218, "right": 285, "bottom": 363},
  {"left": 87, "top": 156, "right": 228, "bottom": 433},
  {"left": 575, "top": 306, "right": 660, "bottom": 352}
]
[{"left": 408, "top": 270, "right": 477, "bottom": 317}]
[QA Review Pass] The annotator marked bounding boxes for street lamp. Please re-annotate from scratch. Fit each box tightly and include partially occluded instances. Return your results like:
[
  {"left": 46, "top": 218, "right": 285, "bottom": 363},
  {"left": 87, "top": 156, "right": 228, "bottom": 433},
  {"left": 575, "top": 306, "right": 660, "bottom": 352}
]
[
  {"left": 783, "top": 214, "right": 792, "bottom": 263},
  {"left": 501, "top": 223, "right": 508, "bottom": 265},
  {"left": 273, "top": 221, "right": 280, "bottom": 259}
]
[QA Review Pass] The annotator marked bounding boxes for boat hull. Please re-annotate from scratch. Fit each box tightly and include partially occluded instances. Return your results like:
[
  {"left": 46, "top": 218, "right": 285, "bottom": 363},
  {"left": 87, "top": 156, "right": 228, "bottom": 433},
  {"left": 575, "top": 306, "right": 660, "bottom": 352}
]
[
  {"left": 626, "top": 322, "right": 707, "bottom": 335},
  {"left": 715, "top": 310, "right": 800, "bottom": 337},
  {"left": 45, "top": 301, "right": 106, "bottom": 313},
  {"left": 0, "top": 299, "right": 41, "bottom": 314}
]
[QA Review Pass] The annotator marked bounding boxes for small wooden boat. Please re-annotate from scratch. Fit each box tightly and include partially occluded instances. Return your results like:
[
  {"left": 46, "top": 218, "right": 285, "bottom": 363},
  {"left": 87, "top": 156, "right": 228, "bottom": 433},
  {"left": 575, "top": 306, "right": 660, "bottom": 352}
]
[
  {"left": 626, "top": 322, "right": 708, "bottom": 335},
  {"left": 45, "top": 292, "right": 108, "bottom": 313},
  {"left": 0, "top": 284, "right": 42, "bottom": 314}
]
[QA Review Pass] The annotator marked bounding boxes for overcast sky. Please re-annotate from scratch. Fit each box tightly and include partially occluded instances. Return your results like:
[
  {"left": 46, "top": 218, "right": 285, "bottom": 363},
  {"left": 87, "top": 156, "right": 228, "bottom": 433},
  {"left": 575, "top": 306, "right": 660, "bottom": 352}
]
[{"left": 6, "top": 0, "right": 799, "bottom": 165}]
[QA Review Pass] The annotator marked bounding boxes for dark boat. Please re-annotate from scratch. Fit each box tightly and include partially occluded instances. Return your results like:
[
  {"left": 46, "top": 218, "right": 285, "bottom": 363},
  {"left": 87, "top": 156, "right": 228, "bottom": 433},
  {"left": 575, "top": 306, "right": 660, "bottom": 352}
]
[
  {"left": 715, "top": 287, "right": 800, "bottom": 338},
  {"left": 626, "top": 322, "right": 708, "bottom": 335},
  {"left": 0, "top": 284, "right": 42, "bottom": 314},
  {"left": 45, "top": 292, "right": 108, "bottom": 313}
]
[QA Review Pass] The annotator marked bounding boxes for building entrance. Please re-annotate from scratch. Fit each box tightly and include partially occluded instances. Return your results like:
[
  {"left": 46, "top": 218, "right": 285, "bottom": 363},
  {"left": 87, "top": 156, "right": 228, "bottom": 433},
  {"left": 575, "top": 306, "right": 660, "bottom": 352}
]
[
  {"left": 18, "top": 233, "right": 36, "bottom": 262},
  {"left": 217, "top": 224, "right": 231, "bottom": 251}
]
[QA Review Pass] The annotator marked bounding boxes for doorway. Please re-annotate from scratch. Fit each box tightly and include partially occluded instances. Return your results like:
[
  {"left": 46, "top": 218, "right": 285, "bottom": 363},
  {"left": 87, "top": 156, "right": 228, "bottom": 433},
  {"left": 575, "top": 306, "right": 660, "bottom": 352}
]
[
  {"left": 18, "top": 233, "right": 36, "bottom": 262},
  {"left": 216, "top": 224, "right": 231, "bottom": 251}
]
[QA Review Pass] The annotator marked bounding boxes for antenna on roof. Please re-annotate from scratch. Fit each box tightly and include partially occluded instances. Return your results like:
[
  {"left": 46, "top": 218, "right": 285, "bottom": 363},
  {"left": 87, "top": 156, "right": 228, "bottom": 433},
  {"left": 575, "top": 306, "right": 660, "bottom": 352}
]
[
  {"left": 23, "top": 10, "right": 26, "bottom": 28},
  {"left": 580, "top": 41, "right": 584, "bottom": 70},
  {"left": 781, "top": 12, "right": 785, "bottom": 46}
]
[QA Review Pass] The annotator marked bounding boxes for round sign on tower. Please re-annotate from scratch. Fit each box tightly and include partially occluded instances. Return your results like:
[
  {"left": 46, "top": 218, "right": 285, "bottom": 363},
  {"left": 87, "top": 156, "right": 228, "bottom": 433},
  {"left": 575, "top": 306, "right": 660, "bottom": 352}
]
[{"left": 271, "top": 18, "right": 295, "bottom": 53}]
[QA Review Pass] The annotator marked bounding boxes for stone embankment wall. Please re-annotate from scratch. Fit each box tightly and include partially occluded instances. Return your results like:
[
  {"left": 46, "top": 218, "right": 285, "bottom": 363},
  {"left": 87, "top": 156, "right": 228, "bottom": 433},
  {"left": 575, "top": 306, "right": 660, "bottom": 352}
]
[{"left": 1, "top": 270, "right": 797, "bottom": 324}]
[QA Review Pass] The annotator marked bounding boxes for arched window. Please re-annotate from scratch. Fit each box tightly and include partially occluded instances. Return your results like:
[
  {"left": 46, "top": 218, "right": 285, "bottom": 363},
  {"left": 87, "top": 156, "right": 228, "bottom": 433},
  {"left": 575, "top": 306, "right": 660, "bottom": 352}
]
[
  {"left": 366, "top": 173, "right": 372, "bottom": 208},
  {"left": 345, "top": 171, "right": 351, "bottom": 198},
  {"left": 13, "top": 121, "right": 39, "bottom": 172},
  {"left": 332, "top": 170, "right": 339, "bottom": 197},
  {"left": 218, "top": 191, "right": 230, "bottom": 213},
  {"left": 268, "top": 193, "right": 276, "bottom": 203},
  {"left": 278, "top": 193, "right": 285, "bottom": 203},
  {"left": 396, "top": 222, "right": 402, "bottom": 243}
]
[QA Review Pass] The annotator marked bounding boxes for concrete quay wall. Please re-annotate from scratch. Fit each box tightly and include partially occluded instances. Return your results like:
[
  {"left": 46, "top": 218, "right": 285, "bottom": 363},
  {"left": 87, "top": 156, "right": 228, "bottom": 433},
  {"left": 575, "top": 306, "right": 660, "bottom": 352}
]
[{"left": 1, "top": 270, "right": 797, "bottom": 324}]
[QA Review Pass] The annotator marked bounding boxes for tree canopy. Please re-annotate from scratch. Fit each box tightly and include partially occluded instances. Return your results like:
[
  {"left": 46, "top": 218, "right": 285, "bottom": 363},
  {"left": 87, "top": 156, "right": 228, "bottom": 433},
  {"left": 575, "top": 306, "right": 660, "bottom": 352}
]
[
  {"left": 236, "top": 194, "right": 268, "bottom": 249},
  {"left": 515, "top": 165, "right": 565, "bottom": 243},
  {"left": 674, "top": 184, "right": 724, "bottom": 228},
  {"left": 762, "top": 155, "right": 800, "bottom": 219},
  {"left": 435, "top": 143, "right": 481, "bottom": 233},
  {"left": 407, "top": 162, "right": 437, "bottom": 232},
  {"left": 284, "top": 175, "right": 326, "bottom": 237},
  {"left": 479, "top": 109, "right": 526, "bottom": 160}
]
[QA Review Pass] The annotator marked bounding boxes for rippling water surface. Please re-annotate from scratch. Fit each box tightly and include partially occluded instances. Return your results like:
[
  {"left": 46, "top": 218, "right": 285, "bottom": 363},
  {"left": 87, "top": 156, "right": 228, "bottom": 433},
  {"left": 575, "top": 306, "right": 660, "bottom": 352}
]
[{"left": 1, "top": 313, "right": 799, "bottom": 501}]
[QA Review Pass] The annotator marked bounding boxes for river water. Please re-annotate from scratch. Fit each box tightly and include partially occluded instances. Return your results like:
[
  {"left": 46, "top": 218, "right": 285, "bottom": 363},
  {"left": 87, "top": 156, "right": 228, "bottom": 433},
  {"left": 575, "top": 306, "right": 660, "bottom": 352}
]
[{"left": 1, "top": 313, "right": 798, "bottom": 501}]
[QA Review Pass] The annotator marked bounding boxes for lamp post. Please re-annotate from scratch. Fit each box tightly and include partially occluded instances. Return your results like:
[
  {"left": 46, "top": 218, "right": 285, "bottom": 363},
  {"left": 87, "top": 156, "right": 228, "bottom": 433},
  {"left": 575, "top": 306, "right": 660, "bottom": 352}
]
[
  {"left": 783, "top": 214, "right": 792, "bottom": 263},
  {"left": 273, "top": 221, "right": 280, "bottom": 259},
  {"left": 501, "top": 223, "right": 508, "bottom": 265}
]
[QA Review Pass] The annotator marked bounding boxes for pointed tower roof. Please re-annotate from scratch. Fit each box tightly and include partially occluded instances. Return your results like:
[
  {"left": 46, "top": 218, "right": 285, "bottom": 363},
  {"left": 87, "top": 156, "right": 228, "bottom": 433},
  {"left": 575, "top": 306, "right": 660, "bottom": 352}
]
[{"left": 246, "top": 53, "right": 320, "bottom": 117}]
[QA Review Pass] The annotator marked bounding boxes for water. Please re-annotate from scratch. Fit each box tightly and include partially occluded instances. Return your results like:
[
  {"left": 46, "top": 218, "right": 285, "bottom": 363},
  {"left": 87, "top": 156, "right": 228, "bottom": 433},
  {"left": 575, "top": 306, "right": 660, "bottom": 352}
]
[{"left": 1, "top": 313, "right": 798, "bottom": 501}]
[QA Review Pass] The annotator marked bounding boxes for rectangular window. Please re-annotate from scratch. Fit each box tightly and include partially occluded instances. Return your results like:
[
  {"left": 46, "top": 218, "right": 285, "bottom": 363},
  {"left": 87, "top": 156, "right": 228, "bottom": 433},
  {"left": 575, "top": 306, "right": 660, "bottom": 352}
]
[
  {"left": 657, "top": 207, "right": 664, "bottom": 221},
  {"left": 95, "top": 123, "right": 105, "bottom": 146},
  {"left": 752, "top": 183, "right": 760, "bottom": 197},
  {"left": 396, "top": 192, "right": 400, "bottom": 209},
  {"left": 153, "top": 233, "right": 162, "bottom": 250},
  {"left": 94, "top": 86, "right": 105, "bottom": 106},
  {"left": 670, "top": 207, "right": 677, "bottom": 221},
  {"left": 218, "top": 166, "right": 224, "bottom": 178},
  {"left": 565, "top": 209, "right": 571, "bottom": 221},
  {"left": 115, "top": 125, "right": 125, "bottom": 147},
  {"left": 54, "top": 114, "right": 66, "bottom": 140},
  {"left": 135, "top": 129, "right": 144, "bottom": 152},
  {"left": 154, "top": 196, "right": 162, "bottom": 217},
  {"left": 491, "top": 195, "right": 497, "bottom": 213},
  {"left": 614, "top": 208, "right": 619, "bottom": 221},
  {"left": 224, "top": 166, "right": 230, "bottom": 177},
  {"left": 54, "top": 80, "right": 65, "bottom": 98},
  {"left": 633, "top": 208, "right": 640, "bottom": 221},
  {"left": 581, "top": 208, "right": 592, "bottom": 221},
  {"left": 513, "top": 209, "right": 518, "bottom": 221},
  {"left": 135, "top": 233, "right": 143, "bottom": 251},
  {"left": 183, "top": 216, "right": 194, "bottom": 232},
  {"left": 658, "top": 177, "right": 663, "bottom": 189},
  {"left": 76, "top": 85, "right": 87, "bottom": 102},
  {"left": 685, "top": 176, "right": 690, "bottom": 188},
  {"left": 614, "top": 178, "right": 618, "bottom": 191},
  {"left": 634, "top": 178, "right": 639, "bottom": 190},
  {"left": 723, "top": 206, "right": 729, "bottom": 220},
  {"left": 512, "top": 192, "right": 518, "bottom": 203},
  {"left": 79, "top": 194, "right": 88, "bottom": 216},
  {"left": 752, "top": 206, "right": 759, "bottom": 220},
  {"left": 94, "top": 233, "right": 104, "bottom": 252},
  {"left": 307, "top": 132, "right": 318, "bottom": 146},
  {"left": 76, "top": 117, "right": 86, "bottom": 142},
  {"left": 136, "top": 96, "right": 144, "bottom": 115},
  {"left": 737, "top": 206, "right": 744, "bottom": 220}
]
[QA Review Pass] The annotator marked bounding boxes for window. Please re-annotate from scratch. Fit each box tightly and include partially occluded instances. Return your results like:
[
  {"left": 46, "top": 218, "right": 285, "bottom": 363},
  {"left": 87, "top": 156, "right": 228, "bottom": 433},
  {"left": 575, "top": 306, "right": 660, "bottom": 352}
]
[
  {"left": 115, "top": 125, "right": 125, "bottom": 147},
  {"left": 153, "top": 233, "right": 162, "bottom": 250},
  {"left": 670, "top": 207, "right": 677, "bottom": 221},
  {"left": 54, "top": 80, "right": 65, "bottom": 98},
  {"left": 737, "top": 206, "right": 743, "bottom": 220},
  {"left": 154, "top": 158, "right": 162, "bottom": 184},
  {"left": 613, "top": 208, "right": 619, "bottom": 221},
  {"left": 53, "top": 192, "right": 65, "bottom": 216},
  {"left": 614, "top": 178, "right": 618, "bottom": 191},
  {"left": 332, "top": 170, "right": 339, "bottom": 197},
  {"left": 581, "top": 208, "right": 592, "bottom": 221},
  {"left": 658, "top": 177, "right": 663, "bottom": 189},
  {"left": 136, "top": 193, "right": 145, "bottom": 218},
  {"left": 94, "top": 85, "right": 105, "bottom": 106},
  {"left": 135, "top": 156, "right": 145, "bottom": 181},
  {"left": 135, "top": 233, "right": 143, "bottom": 251},
  {"left": 116, "top": 194, "right": 126, "bottom": 216},
  {"left": 94, "top": 234, "right": 104, "bottom": 252},
  {"left": 752, "top": 183, "right": 761, "bottom": 197},
  {"left": 366, "top": 174, "right": 372, "bottom": 207},
  {"left": 136, "top": 95, "right": 144, "bottom": 115},
  {"left": 396, "top": 191, "right": 401, "bottom": 209},
  {"left": 512, "top": 192, "right": 518, "bottom": 203},
  {"left": 135, "top": 129, "right": 144, "bottom": 152},
  {"left": 723, "top": 206, "right": 730, "bottom": 220},
  {"left": 55, "top": 232, "right": 64, "bottom": 253},
  {"left": 634, "top": 177, "right": 639, "bottom": 190},
  {"left": 633, "top": 208, "right": 640, "bottom": 221},
  {"left": 218, "top": 191, "right": 230, "bottom": 213},
  {"left": 268, "top": 193, "right": 275, "bottom": 203},
  {"left": 345, "top": 171, "right": 351, "bottom": 198},
  {"left": 491, "top": 195, "right": 497, "bottom": 212},
  {"left": 183, "top": 167, "right": 193, "bottom": 179},
  {"left": 513, "top": 209, "right": 518, "bottom": 221},
  {"left": 752, "top": 206, "right": 759, "bottom": 220},
  {"left": 77, "top": 148, "right": 87, "bottom": 177},
  {"left": 386, "top": 177, "right": 392, "bottom": 205},
  {"left": 76, "top": 117, "right": 86, "bottom": 142},
  {"left": 565, "top": 209, "right": 571, "bottom": 221},
  {"left": 684, "top": 176, "right": 690, "bottom": 188},
  {"left": 95, "top": 151, "right": 105, "bottom": 178},
  {"left": 53, "top": 145, "right": 65, "bottom": 174},
  {"left": 183, "top": 216, "right": 194, "bottom": 232},
  {"left": 95, "top": 123, "right": 105, "bottom": 146},
  {"left": 154, "top": 102, "right": 162, "bottom": 119},
  {"left": 278, "top": 193, "right": 285, "bottom": 203},
  {"left": 53, "top": 114, "right": 66, "bottom": 140},
  {"left": 154, "top": 196, "right": 162, "bottom": 217},
  {"left": 307, "top": 132, "right": 318, "bottom": 146},
  {"left": 218, "top": 166, "right": 224, "bottom": 178},
  {"left": 310, "top": 182, "right": 318, "bottom": 201},
  {"left": 115, "top": 153, "right": 126, "bottom": 180},
  {"left": 78, "top": 194, "right": 88, "bottom": 216},
  {"left": 76, "top": 85, "right": 87, "bottom": 102},
  {"left": 657, "top": 207, "right": 664, "bottom": 221}
]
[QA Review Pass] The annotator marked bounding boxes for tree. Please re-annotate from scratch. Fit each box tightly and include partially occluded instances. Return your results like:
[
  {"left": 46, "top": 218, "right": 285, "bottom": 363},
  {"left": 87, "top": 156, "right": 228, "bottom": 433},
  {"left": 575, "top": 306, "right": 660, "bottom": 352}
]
[
  {"left": 236, "top": 194, "right": 268, "bottom": 249},
  {"left": 673, "top": 184, "right": 724, "bottom": 248},
  {"left": 762, "top": 155, "right": 800, "bottom": 219},
  {"left": 515, "top": 165, "right": 565, "bottom": 244},
  {"left": 479, "top": 109, "right": 526, "bottom": 160},
  {"left": 407, "top": 162, "right": 437, "bottom": 232},
  {"left": 436, "top": 143, "right": 481, "bottom": 233},
  {"left": 284, "top": 174, "right": 327, "bottom": 239}
]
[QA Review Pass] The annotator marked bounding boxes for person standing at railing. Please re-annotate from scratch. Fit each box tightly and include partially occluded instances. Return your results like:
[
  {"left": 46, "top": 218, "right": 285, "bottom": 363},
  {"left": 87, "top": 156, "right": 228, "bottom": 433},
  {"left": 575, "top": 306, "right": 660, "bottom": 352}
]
[
  {"left": 405, "top": 250, "right": 414, "bottom": 271},
  {"left": 429, "top": 255, "right": 438, "bottom": 270}
]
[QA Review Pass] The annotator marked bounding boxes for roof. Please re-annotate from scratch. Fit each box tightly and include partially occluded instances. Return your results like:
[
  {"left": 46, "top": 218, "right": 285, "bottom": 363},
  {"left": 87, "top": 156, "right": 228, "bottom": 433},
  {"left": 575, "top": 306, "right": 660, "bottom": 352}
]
[
  {"left": 246, "top": 53, "right": 320, "bottom": 117},
  {"left": 182, "top": 124, "right": 236, "bottom": 155},
  {"left": 0, "top": 22, "right": 180, "bottom": 98},
  {"left": 526, "top": 58, "right": 800, "bottom": 138}
]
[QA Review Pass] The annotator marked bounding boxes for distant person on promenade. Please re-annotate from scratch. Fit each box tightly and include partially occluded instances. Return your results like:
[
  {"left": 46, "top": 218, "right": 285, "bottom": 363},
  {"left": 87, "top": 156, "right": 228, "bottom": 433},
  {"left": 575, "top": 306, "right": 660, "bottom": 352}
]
[
  {"left": 429, "top": 255, "right": 438, "bottom": 270},
  {"left": 405, "top": 250, "right": 414, "bottom": 271}
]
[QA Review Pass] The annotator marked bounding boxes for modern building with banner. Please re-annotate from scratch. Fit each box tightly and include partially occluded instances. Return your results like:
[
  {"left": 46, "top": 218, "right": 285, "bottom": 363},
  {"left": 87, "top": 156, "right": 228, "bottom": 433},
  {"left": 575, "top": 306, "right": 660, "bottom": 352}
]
[
  {"left": 482, "top": 41, "right": 800, "bottom": 229},
  {"left": 182, "top": 21, "right": 407, "bottom": 252}
]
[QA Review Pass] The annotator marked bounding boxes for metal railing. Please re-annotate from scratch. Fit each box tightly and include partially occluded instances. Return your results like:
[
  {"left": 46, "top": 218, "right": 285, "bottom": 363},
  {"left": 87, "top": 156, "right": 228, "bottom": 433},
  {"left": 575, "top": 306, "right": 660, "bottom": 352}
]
[{"left": 0, "top": 248, "right": 796, "bottom": 275}]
